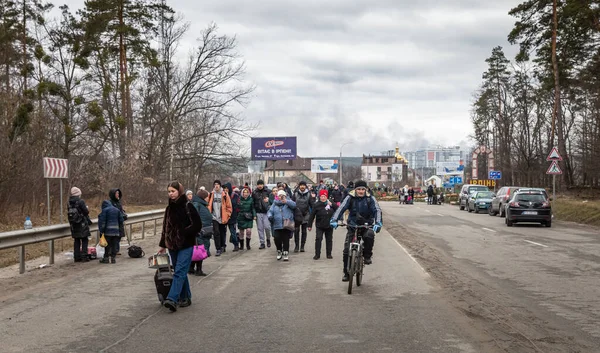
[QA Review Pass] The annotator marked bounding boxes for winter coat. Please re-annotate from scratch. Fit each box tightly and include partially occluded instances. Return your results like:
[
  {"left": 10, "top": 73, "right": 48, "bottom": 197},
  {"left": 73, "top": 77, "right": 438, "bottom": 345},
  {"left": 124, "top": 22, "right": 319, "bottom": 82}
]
[
  {"left": 331, "top": 190, "right": 382, "bottom": 227},
  {"left": 330, "top": 189, "right": 344, "bottom": 203},
  {"left": 237, "top": 195, "right": 256, "bottom": 229},
  {"left": 207, "top": 190, "right": 233, "bottom": 224},
  {"left": 252, "top": 187, "right": 271, "bottom": 214},
  {"left": 292, "top": 189, "right": 314, "bottom": 224},
  {"left": 228, "top": 191, "right": 240, "bottom": 225},
  {"left": 98, "top": 200, "right": 124, "bottom": 238},
  {"left": 159, "top": 194, "right": 203, "bottom": 251},
  {"left": 267, "top": 199, "right": 297, "bottom": 231},
  {"left": 308, "top": 200, "right": 339, "bottom": 230},
  {"left": 68, "top": 196, "right": 91, "bottom": 239},
  {"left": 109, "top": 188, "right": 127, "bottom": 237},
  {"left": 192, "top": 196, "right": 214, "bottom": 238}
]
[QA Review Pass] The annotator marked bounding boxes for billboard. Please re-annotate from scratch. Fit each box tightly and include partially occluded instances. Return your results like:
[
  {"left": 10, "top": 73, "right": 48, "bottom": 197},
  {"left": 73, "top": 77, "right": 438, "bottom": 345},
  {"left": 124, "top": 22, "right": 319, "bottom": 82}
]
[
  {"left": 251, "top": 137, "right": 297, "bottom": 160},
  {"left": 311, "top": 159, "right": 338, "bottom": 173},
  {"left": 392, "top": 163, "right": 403, "bottom": 181},
  {"left": 436, "top": 161, "right": 465, "bottom": 176}
]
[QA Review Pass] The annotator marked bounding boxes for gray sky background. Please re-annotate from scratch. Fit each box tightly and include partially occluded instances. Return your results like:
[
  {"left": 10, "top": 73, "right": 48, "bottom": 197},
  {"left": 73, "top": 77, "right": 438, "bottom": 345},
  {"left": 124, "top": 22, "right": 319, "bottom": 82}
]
[{"left": 60, "top": 0, "right": 521, "bottom": 157}]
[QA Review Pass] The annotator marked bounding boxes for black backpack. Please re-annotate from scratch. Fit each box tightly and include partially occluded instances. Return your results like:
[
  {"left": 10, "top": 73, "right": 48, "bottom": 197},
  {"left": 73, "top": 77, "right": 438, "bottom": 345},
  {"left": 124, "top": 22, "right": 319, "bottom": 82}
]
[
  {"left": 128, "top": 245, "right": 145, "bottom": 258},
  {"left": 67, "top": 203, "right": 83, "bottom": 224}
]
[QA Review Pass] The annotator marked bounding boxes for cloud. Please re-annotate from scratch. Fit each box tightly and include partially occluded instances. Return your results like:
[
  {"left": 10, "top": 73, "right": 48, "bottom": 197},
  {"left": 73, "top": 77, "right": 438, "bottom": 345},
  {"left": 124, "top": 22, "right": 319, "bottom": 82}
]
[{"left": 60, "top": 0, "right": 522, "bottom": 157}]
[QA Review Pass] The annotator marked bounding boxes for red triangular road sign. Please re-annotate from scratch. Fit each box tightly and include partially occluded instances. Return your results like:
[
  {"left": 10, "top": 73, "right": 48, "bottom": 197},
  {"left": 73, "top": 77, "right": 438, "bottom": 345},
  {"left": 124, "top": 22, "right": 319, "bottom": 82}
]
[
  {"left": 546, "top": 160, "right": 562, "bottom": 175},
  {"left": 546, "top": 147, "right": 562, "bottom": 161}
]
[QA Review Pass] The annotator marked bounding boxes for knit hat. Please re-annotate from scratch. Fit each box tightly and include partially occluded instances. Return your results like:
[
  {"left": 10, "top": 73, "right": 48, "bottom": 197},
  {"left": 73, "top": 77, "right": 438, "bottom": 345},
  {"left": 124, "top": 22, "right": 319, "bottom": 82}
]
[
  {"left": 319, "top": 189, "right": 328, "bottom": 198},
  {"left": 197, "top": 189, "right": 209, "bottom": 200},
  {"left": 70, "top": 187, "right": 82, "bottom": 197},
  {"left": 277, "top": 190, "right": 287, "bottom": 197},
  {"left": 233, "top": 187, "right": 240, "bottom": 193},
  {"left": 299, "top": 181, "right": 307, "bottom": 186},
  {"left": 355, "top": 180, "right": 367, "bottom": 188},
  {"left": 185, "top": 190, "right": 193, "bottom": 196}
]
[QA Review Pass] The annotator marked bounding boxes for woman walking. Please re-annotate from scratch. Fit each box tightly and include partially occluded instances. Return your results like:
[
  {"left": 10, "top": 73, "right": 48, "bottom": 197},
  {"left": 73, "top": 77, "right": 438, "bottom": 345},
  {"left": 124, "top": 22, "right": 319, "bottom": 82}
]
[
  {"left": 188, "top": 189, "right": 212, "bottom": 276},
  {"left": 308, "top": 189, "right": 338, "bottom": 260},
  {"left": 158, "top": 182, "right": 202, "bottom": 312},
  {"left": 237, "top": 187, "right": 255, "bottom": 250},
  {"left": 268, "top": 190, "right": 296, "bottom": 261}
]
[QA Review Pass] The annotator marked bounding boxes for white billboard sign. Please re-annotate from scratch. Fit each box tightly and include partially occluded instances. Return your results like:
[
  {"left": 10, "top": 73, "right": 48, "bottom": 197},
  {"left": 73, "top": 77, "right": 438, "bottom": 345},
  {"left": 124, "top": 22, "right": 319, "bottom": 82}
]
[
  {"left": 392, "top": 163, "right": 403, "bottom": 181},
  {"left": 436, "top": 161, "right": 465, "bottom": 176},
  {"left": 311, "top": 159, "right": 338, "bottom": 173}
]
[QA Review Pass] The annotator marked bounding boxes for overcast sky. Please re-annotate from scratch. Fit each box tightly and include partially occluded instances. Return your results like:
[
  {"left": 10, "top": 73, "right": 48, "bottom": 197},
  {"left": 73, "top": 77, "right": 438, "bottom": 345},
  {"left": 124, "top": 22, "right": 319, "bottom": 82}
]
[{"left": 61, "top": 0, "right": 521, "bottom": 157}]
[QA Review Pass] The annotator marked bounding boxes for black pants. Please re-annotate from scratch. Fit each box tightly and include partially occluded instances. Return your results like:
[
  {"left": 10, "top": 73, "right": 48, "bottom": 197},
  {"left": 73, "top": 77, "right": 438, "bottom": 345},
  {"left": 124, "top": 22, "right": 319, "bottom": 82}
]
[
  {"left": 273, "top": 229, "right": 291, "bottom": 252},
  {"left": 315, "top": 227, "right": 333, "bottom": 256},
  {"left": 104, "top": 236, "right": 120, "bottom": 259},
  {"left": 212, "top": 221, "right": 228, "bottom": 250},
  {"left": 294, "top": 223, "right": 307, "bottom": 246},
  {"left": 73, "top": 237, "right": 89, "bottom": 260},
  {"left": 342, "top": 228, "right": 375, "bottom": 272}
]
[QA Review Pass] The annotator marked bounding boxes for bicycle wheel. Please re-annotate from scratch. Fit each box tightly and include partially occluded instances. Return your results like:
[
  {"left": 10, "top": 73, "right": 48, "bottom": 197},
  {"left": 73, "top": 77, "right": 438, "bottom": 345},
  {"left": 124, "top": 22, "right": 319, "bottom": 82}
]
[
  {"left": 348, "top": 249, "right": 356, "bottom": 294},
  {"left": 356, "top": 249, "right": 363, "bottom": 287}
]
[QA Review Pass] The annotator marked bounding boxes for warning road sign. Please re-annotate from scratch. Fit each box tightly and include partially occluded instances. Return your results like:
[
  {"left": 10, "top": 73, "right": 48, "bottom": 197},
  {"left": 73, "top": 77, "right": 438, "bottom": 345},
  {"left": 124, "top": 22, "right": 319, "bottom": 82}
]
[
  {"left": 546, "top": 147, "right": 562, "bottom": 161},
  {"left": 546, "top": 160, "right": 562, "bottom": 175}
]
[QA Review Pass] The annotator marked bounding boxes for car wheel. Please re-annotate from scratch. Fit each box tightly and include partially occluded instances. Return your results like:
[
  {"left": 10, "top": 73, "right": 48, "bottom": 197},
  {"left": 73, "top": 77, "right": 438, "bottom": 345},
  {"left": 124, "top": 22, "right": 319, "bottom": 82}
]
[
  {"left": 488, "top": 206, "right": 496, "bottom": 216},
  {"left": 500, "top": 205, "right": 506, "bottom": 218},
  {"left": 506, "top": 218, "right": 513, "bottom": 227},
  {"left": 546, "top": 221, "right": 552, "bottom": 228},
  {"left": 467, "top": 203, "right": 472, "bottom": 212},
  {"left": 459, "top": 201, "right": 465, "bottom": 210},
  {"left": 475, "top": 207, "right": 479, "bottom": 214}
]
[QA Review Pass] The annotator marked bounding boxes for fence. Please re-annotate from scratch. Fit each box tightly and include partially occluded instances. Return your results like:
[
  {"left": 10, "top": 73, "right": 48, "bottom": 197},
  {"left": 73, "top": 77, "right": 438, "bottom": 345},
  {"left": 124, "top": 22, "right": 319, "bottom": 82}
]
[{"left": 0, "top": 209, "right": 164, "bottom": 274}]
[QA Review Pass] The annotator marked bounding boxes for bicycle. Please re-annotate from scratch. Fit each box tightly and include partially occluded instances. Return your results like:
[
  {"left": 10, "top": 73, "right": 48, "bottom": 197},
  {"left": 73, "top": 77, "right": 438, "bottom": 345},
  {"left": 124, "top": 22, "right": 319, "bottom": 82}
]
[{"left": 340, "top": 223, "right": 373, "bottom": 294}]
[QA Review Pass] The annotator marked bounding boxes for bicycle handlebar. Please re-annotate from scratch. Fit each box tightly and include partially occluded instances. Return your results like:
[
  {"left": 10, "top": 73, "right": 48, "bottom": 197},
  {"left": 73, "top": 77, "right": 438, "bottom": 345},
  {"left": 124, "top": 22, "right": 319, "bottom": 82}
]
[{"left": 338, "top": 223, "right": 373, "bottom": 229}]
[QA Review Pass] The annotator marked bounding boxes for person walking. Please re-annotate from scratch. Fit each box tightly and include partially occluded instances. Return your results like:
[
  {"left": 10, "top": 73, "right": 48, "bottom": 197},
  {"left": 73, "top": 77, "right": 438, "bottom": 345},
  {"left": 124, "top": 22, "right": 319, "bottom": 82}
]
[
  {"left": 207, "top": 180, "right": 233, "bottom": 256},
  {"left": 158, "top": 181, "right": 202, "bottom": 312},
  {"left": 188, "top": 189, "right": 212, "bottom": 276},
  {"left": 308, "top": 189, "right": 338, "bottom": 260},
  {"left": 108, "top": 188, "right": 127, "bottom": 255},
  {"left": 98, "top": 200, "right": 124, "bottom": 264},
  {"left": 251, "top": 180, "right": 272, "bottom": 249},
  {"left": 224, "top": 183, "right": 240, "bottom": 251},
  {"left": 292, "top": 181, "right": 313, "bottom": 253},
  {"left": 330, "top": 184, "right": 344, "bottom": 207},
  {"left": 237, "top": 187, "right": 255, "bottom": 250},
  {"left": 268, "top": 190, "right": 296, "bottom": 261},
  {"left": 67, "top": 187, "right": 92, "bottom": 263}
]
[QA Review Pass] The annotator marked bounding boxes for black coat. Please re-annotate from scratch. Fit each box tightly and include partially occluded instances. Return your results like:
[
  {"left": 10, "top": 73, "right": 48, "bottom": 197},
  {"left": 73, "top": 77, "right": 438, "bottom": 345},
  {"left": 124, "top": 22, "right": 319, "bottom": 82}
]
[
  {"left": 252, "top": 187, "right": 271, "bottom": 214},
  {"left": 308, "top": 200, "right": 339, "bottom": 229},
  {"left": 159, "top": 195, "right": 202, "bottom": 251},
  {"left": 68, "top": 196, "right": 91, "bottom": 239},
  {"left": 330, "top": 189, "right": 344, "bottom": 203}
]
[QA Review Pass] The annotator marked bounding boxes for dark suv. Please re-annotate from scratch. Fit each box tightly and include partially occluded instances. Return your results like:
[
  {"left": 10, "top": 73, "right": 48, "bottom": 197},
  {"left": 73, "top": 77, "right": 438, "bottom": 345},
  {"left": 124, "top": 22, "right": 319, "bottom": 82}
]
[
  {"left": 459, "top": 184, "right": 490, "bottom": 210},
  {"left": 505, "top": 190, "right": 552, "bottom": 227},
  {"left": 489, "top": 186, "right": 521, "bottom": 217}
]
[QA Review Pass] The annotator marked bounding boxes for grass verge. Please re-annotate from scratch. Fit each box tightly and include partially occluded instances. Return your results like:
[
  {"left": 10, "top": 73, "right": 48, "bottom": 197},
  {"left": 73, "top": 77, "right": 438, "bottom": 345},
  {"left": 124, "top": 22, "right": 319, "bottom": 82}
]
[{"left": 553, "top": 199, "right": 600, "bottom": 228}]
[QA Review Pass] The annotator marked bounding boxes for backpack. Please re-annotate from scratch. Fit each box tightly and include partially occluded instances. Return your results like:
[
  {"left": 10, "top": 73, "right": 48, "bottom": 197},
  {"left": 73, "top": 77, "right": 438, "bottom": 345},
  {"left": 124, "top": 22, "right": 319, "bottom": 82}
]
[
  {"left": 128, "top": 245, "right": 145, "bottom": 258},
  {"left": 67, "top": 203, "right": 84, "bottom": 224}
]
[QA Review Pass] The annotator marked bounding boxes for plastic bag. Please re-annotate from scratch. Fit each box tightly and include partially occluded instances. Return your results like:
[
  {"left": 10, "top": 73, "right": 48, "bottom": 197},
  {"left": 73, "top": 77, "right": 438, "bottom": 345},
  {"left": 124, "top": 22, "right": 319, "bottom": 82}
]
[
  {"left": 99, "top": 234, "right": 108, "bottom": 247},
  {"left": 96, "top": 244, "right": 105, "bottom": 258}
]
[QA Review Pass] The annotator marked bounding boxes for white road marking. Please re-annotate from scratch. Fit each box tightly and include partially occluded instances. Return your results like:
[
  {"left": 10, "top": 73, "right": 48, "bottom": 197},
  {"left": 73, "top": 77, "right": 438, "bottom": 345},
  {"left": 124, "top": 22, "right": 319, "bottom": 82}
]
[
  {"left": 437, "top": 213, "right": 444, "bottom": 217},
  {"left": 482, "top": 227, "right": 496, "bottom": 233},
  {"left": 390, "top": 235, "right": 430, "bottom": 277},
  {"left": 425, "top": 209, "right": 432, "bottom": 213},
  {"left": 524, "top": 240, "right": 548, "bottom": 248}
]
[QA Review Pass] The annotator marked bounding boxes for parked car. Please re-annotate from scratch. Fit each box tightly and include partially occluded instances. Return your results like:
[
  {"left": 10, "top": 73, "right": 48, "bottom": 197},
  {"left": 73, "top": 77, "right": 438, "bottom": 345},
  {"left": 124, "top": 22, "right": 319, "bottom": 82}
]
[
  {"left": 489, "top": 186, "right": 521, "bottom": 217},
  {"left": 467, "top": 191, "right": 495, "bottom": 213},
  {"left": 459, "top": 184, "right": 490, "bottom": 210},
  {"left": 505, "top": 190, "right": 552, "bottom": 227}
]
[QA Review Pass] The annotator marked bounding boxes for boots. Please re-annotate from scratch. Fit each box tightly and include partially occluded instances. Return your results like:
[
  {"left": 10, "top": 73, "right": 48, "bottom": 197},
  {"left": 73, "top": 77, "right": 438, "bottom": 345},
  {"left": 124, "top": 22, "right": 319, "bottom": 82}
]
[
  {"left": 294, "top": 244, "right": 300, "bottom": 253},
  {"left": 239, "top": 239, "right": 244, "bottom": 251},
  {"left": 195, "top": 261, "right": 207, "bottom": 276},
  {"left": 233, "top": 243, "right": 240, "bottom": 252},
  {"left": 189, "top": 263, "right": 196, "bottom": 274},
  {"left": 246, "top": 238, "right": 251, "bottom": 250},
  {"left": 300, "top": 243, "right": 305, "bottom": 252}
]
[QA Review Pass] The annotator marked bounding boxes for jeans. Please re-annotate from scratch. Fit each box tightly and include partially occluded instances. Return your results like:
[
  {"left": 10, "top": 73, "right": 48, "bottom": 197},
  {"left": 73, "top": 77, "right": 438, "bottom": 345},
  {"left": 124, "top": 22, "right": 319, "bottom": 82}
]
[
  {"left": 73, "top": 237, "right": 89, "bottom": 260},
  {"left": 167, "top": 246, "right": 193, "bottom": 303},
  {"left": 103, "top": 236, "right": 120, "bottom": 258},
  {"left": 273, "top": 229, "right": 291, "bottom": 252},
  {"left": 212, "top": 221, "right": 227, "bottom": 250},
  {"left": 342, "top": 227, "right": 375, "bottom": 273},
  {"left": 228, "top": 223, "right": 239, "bottom": 246},
  {"left": 294, "top": 223, "right": 307, "bottom": 246},
  {"left": 256, "top": 213, "right": 271, "bottom": 244},
  {"left": 315, "top": 227, "right": 333, "bottom": 256}
]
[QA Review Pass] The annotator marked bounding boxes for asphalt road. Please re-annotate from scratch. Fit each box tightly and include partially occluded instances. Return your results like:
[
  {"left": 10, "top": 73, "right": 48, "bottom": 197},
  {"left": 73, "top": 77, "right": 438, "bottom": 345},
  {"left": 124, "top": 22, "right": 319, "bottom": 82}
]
[
  {"left": 0, "top": 211, "right": 498, "bottom": 353},
  {"left": 1, "top": 201, "right": 598, "bottom": 352}
]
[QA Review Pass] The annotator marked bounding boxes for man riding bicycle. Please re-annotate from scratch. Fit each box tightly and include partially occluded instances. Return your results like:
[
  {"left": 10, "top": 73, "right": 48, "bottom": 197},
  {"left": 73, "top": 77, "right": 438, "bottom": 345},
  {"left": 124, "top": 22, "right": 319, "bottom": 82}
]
[{"left": 330, "top": 180, "right": 382, "bottom": 282}]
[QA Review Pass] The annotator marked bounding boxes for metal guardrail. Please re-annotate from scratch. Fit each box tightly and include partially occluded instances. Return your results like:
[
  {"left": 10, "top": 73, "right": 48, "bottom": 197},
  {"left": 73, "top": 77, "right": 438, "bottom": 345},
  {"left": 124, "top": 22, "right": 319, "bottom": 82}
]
[{"left": 0, "top": 209, "right": 164, "bottom": 274}]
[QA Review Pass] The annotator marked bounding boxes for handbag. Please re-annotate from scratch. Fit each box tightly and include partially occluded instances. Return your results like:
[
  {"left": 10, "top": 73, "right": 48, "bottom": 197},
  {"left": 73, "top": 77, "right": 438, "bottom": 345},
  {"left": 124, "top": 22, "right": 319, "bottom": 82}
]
[
  {"left": 192, "top": 244, "right": 208, "bottom": 262},
  {"left": 283, "top": 218, "right": 295, "bottom": 232},
  {"left": 243, "top": 212, "right": 253, "bottom": 220},
  {"left": 99, "top": 234, "right": 108, "bottom": 247}
]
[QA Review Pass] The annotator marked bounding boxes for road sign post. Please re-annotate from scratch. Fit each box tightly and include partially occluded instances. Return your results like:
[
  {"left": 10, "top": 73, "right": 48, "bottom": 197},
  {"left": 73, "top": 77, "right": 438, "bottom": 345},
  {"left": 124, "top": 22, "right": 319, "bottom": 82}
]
[
  {"left": 43, "top": 157, "right": 69, "bottom": 265},
  {"left": 546, "top": 148, "right": 563, "bottom": 203}
]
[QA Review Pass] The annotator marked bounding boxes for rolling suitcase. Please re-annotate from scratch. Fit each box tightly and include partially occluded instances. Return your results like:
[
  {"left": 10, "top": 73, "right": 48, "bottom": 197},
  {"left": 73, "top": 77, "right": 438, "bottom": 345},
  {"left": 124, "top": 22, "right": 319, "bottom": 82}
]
[{"left": 154, "top": 266, "right": 173, "bottom": 304}]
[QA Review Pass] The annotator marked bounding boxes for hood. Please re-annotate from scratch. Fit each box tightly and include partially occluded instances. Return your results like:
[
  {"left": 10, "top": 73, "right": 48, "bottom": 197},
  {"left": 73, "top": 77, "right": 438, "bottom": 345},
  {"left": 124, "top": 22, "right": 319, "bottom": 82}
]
[
  {"left": 223, "top": 182, "right": 233, "bottom": 193},
  {"left": 296, "top": 188, "right": 309, "bottom": 195},
  {"left": 192, "top": 194, "right": 202, "bottom": 204},
  {"left": 199, "top": 198, "right": 209, "bottom": 206},
  {"left": 101, "top": 200, "right": 113, "bottom": 209},
  {"left": 68, "top": 195, "right": 80, "bottom": 203},
  {"left": 109, "top": 188, "right": 121, "bottom": 202}
]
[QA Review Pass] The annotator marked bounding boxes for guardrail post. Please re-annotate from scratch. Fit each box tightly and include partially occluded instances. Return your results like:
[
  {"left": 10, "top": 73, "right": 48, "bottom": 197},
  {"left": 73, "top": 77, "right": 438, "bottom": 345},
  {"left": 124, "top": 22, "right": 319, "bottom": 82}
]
[
  {"left": 128, "top": 224, "right": 133, "bottom": 241},
  {"left": 141, "top": 221, "right": 145, "bottom": 239},
  {"left": 19, "top": 246, "right": 25, "bottom": 274},
  {"left": 153, "top": 219, "right": 157, "bottom": 236},
  {"left": 49, "top": 240, "right": 54, "bottom": 265}
]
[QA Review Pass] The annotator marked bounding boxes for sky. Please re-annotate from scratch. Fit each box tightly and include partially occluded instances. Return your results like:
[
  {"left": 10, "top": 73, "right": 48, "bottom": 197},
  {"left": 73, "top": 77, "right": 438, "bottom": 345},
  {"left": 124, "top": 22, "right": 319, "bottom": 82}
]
[{"left": 60, "top": 0, "right": 522, "bottom": 157}]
